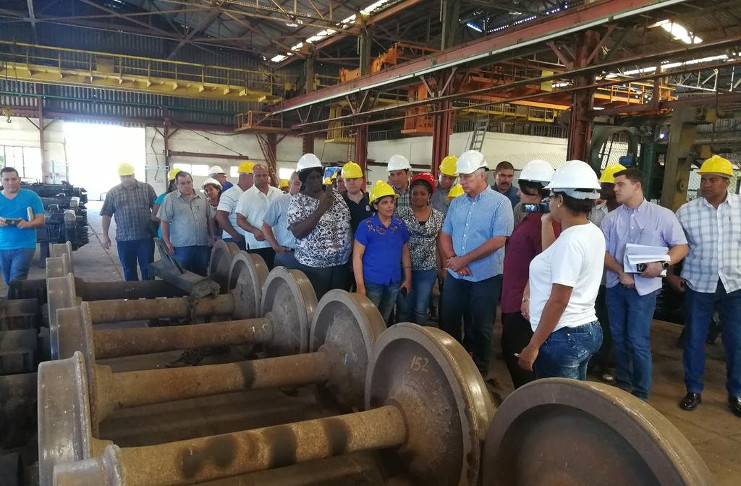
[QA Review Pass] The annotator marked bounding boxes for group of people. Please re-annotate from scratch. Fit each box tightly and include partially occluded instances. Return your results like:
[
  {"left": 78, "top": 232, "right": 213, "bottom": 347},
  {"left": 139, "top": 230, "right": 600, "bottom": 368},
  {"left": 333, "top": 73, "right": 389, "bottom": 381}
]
[
  {"left": 495, "top": 153, "right": 740, "bottom": 420},
  {"left": 100, "top": 161, "right": 296, "bottom": 279},
  {"left": 25, "top": 147, "right": 738, "bottom": 419}
]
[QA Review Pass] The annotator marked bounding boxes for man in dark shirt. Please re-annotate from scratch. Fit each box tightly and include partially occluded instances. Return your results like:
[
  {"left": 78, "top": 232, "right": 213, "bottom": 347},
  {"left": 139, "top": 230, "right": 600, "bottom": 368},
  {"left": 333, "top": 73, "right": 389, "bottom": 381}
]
[
  {"left": 100, "top": 162, "right": 157, "bottom": 281},
  {"left": 492, "top": 160, "right": 520, "bottom": 208},
  {"left": 341, "top": 161, "right": 372, "bottom": 234}
]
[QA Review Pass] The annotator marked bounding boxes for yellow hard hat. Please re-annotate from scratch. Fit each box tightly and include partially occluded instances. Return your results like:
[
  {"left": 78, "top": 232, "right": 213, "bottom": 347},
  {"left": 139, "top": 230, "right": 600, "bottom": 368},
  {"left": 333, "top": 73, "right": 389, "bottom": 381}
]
[
  {"left": 599, "top": 164, "right": 626, "bottom": 184},
  {"left": 167, "top": 168, "right": 181, "bottom": 181},
  {"left": 324, "top": 177, "right": 332, "bottom": 185},
  {"left": 368, "top": 180, "right": 398, "bottom": 204},
  {"left": 279, "top": 179, "right": 289, "bottom": 188},
  {"left": 439, "top": 155, "right": 459, "bottom": 177},
  {"left": 447, "top": 183, "right": 464, "bottom": 200},
  {"left": 697, "top": 155, "right": 734, "bottom": 177},
  {"left": 118, "top": 162, "right": 135, "bottom": 177},
  {"left": 331, "top": 172, "right": 338, "bottom": 180},
  {"left": 238, "top": 161, "right": 254, "bottom": 174},
  {"left": 341, "top": 161, "right": 363, "bottom": 179}
]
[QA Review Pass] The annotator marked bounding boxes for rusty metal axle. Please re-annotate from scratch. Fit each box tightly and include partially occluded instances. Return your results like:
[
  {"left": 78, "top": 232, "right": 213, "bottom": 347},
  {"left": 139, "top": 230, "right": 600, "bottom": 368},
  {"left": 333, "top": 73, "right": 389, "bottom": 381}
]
[
  {"left": 85, "top": 294, "right": 235, "bottom": 324},
  {"left": 91, "top": 352, "right": 333, "bottom": 425},
  {"left": 55, "top": 405, "right": 406, "bottom": 486},
  {"left": 93, "top": 318, "right": 270, "bottom": 359}
]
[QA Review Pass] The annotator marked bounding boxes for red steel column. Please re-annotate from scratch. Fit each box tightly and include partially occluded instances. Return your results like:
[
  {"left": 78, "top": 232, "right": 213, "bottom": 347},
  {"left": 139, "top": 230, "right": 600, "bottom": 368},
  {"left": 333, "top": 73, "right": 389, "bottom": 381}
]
[
  {"left": 354, "top": 122, "right": 368, "bottom": 174},
  {"left": 431, "top": 101, "right": 452, "bottom": 178},
  {"left": 567, "top": 30, "right": 600, "bottom": 161},
  {"left": 302, "top": 134, "right": 314, "bottom": 154}
]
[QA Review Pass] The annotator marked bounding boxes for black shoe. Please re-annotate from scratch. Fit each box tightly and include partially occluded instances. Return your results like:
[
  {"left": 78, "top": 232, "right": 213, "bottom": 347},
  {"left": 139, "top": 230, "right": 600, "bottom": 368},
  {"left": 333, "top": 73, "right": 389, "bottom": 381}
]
[
  {"left": 730, "top": 396, "right": 741, "bottom": 417},
  {"left": 679, "top": 392, "right": 702, "bottom": 411}
]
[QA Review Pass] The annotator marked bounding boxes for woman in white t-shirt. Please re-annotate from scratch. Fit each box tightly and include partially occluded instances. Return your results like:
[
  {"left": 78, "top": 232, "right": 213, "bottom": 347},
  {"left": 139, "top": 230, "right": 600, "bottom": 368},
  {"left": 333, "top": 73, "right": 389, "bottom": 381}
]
[{"left": 518, "top": 160, "right": 606, "bottom": 380}]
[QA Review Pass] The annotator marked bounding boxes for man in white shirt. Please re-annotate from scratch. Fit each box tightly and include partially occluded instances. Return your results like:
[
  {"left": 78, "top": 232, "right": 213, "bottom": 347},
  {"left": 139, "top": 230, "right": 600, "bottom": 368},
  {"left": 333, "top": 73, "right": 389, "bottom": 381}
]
[
  {"left": 237, "top": 163, "right": 282, "bottom": 268},
  {"left": 671, "top": 155, "right": 741, "bottom": 417},
  {"left": 215, "top": 161, "right": 253, "bottom": 249}
]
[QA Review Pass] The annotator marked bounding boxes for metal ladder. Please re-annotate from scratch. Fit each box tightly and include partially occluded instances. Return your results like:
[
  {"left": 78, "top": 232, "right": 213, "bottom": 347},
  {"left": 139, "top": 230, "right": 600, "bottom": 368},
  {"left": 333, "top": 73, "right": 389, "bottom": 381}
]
[{"left": 469, "top": 118, "right": 489, "bottom": 151}]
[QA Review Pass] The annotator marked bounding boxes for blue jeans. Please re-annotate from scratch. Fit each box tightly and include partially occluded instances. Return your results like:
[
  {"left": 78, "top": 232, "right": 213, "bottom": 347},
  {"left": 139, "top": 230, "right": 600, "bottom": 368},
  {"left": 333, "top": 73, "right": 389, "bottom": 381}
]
[
  {"left": 684, "top": 281, "right": 741, "bottom": 397},
  {"left": 396, "top": 269, "right": 438, "bottom": 325},
  {"left": 365, "top": 280, "right": 401, "bottom": 325},
  {"left": 0, "top": 248, "right": 36, "bottom": 285},
  {"left": 173, "top": 245, "right": 210, "bottom": 276},
  {"left": 606, "top": 285, "right": 658, "bottom": 401},
  {"left": 440, "top": 274, "right": 501, "bottom": 376},
  {"left": 274, "top": 250, "right": 298, "bottom": 269},
  {"left": 223, "top": 238, "right": 246, "bottom": 251},
  {"left": 117, "top": 238, "right": 155, "bottom": 281},
  {"left": 534, "top": 321, "right": 603, "bottom": 380}
]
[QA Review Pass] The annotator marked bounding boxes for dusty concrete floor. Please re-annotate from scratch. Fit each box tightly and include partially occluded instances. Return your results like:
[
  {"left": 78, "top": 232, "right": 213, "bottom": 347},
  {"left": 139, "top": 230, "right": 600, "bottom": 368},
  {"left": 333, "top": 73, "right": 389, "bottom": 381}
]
[{"left": 20, "top": 201, "right": 741, "bottom": 484}]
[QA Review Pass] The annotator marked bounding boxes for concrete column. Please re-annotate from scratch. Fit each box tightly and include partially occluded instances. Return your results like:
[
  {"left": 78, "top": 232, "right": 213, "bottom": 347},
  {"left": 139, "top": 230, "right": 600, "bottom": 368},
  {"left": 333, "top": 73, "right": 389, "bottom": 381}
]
[
  {"left": 304, "top": 52, "right": 316, "bottom": 94},
  {"left": 660, "top": 107, "right": 698, "bottom": 211},
  {"left": 358, "top": 16, "right": 372, "bottom": 76},
  {"left": 440, "top": 0, "right": 460, "bottom": 50}
]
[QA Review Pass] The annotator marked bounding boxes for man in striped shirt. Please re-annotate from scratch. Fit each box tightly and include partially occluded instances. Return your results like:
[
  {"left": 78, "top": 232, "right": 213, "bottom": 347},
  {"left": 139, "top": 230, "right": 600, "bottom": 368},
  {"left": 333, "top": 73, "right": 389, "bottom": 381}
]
[{"left": 672, "top": 155, "right": 741, "bottom": 417}]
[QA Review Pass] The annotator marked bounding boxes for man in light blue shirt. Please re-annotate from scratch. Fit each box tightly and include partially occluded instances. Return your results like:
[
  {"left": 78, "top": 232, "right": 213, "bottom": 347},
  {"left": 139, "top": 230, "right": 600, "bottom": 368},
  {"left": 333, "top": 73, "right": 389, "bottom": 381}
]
[
  {"left": 262, "top": 171, "right": 301, "bottom": 269},
  {"left": 439, "top": 150, "right": 514, "bottom": 377},
  {"left": 0, "top": 167, "right": 45, "bottom": 284},
  {"left": 602, "top": 167, "right": 688, "bottom": 401}
]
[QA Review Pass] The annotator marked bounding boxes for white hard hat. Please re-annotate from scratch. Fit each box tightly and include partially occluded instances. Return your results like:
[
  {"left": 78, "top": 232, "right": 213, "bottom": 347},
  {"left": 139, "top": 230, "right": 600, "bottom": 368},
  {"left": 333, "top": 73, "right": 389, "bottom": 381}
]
[
  {"left": 519, "top": 159, "right": 555, "bottom": 184},
  {"left": 202, "top": 177, "right": 222, "bottom": 190},
  {"left": 456, "top": 150, "right": 488, "bottom": 175},
  {"left": 297, "top": 153, "right": 322, "bottom": 172},
  {"left": 545, "top": 159, "right": 601, "bottom": 199},
  {"left": 208, "top": 165, "right": 226, "bottom": 176},
  {"left": 387, "top": 154, "right": 411, "bottom": 171}
]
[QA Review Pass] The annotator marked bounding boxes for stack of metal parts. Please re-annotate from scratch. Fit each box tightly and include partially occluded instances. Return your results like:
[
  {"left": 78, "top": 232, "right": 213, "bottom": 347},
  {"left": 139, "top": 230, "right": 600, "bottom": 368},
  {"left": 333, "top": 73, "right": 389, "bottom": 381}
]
[
  {"left": 22, "top": 181, "right": 90, "bottom": 250},
  {"left": 6, "top": 241, "right": 719, "bottom": 485}
]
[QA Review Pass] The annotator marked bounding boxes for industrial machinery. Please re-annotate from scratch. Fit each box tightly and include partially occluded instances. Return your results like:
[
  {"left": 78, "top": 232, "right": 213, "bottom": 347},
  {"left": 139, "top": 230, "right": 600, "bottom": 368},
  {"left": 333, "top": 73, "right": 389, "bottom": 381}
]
[
  {"left": 0, "top": 242, "right": 719, "bottom": 486},
  {"left": 22, "top": 181, "right": 90, "bottom": 251}
]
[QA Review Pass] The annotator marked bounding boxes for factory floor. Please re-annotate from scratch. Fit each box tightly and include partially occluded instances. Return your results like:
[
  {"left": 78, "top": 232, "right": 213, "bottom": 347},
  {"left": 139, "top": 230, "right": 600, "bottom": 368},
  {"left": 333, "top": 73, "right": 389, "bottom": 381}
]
[{"left": 12, "top": 201, "right": 741, "bottom": 485}]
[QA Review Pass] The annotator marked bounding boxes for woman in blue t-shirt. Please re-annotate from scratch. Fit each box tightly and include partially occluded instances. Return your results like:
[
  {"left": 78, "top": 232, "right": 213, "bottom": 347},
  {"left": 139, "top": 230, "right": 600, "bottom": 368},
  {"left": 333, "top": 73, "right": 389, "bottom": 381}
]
[
  {"left": 353, "top": 180, "right": 412, "bottom": 325},
  {"left": 152, "top": 168, "right": 180, "bottom": 238}
]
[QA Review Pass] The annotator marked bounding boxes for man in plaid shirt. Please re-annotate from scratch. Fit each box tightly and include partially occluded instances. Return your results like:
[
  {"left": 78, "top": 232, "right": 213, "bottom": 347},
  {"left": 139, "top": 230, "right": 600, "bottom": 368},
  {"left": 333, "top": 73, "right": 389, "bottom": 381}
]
[
  {"left": 101, "top": 162, "right": 157, "bottom": 281},
  {"left": 671, "top": 155, "right": 741, "bottom": 418}
]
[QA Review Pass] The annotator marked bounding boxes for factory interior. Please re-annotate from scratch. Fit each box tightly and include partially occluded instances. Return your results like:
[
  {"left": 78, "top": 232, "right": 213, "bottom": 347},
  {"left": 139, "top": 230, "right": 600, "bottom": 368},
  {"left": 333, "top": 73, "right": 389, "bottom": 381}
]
[{"left": 1, "top": 0, "right": 741, "bottom": 485}]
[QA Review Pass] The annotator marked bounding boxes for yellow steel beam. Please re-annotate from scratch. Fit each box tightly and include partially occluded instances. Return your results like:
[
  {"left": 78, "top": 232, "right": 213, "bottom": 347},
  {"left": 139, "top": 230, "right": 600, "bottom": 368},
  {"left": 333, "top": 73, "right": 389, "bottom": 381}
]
[
  {"left": 1, "top": 62, "right": 281, "bottom": 103},
  {"left": 0, "top": 40, "right": 291, "bottom": 103}
]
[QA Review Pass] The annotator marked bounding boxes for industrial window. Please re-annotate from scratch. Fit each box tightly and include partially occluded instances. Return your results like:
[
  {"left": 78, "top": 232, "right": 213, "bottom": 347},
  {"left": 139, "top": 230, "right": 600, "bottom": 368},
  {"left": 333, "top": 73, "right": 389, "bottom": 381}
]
[
  {"left": 173, "top": 163, "right": 210, "bottom": 177},
  {"left": 0, "top": 145, "right": 43, "bottom": 181}
]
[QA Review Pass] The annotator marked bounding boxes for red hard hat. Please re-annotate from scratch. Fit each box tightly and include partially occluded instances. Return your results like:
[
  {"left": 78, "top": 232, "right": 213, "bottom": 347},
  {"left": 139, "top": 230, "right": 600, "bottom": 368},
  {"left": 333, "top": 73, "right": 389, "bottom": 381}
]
[{"left": 411, "top": 172, "right": 436, "bottom": 192}]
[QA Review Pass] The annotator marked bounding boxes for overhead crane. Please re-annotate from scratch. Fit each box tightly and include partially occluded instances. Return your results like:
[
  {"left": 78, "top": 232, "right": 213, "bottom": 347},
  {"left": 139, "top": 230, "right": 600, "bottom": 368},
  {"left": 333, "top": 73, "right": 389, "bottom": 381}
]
[{"left": 0, "top": 41, "right": 284, "bottom": 104}]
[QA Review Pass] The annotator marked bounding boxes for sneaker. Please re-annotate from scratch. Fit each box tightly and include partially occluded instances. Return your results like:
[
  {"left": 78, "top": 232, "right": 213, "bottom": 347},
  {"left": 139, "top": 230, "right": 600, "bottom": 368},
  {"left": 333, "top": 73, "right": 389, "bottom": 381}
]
[{"left": 601, "top": 372, "right": 616, "bottom": 384}]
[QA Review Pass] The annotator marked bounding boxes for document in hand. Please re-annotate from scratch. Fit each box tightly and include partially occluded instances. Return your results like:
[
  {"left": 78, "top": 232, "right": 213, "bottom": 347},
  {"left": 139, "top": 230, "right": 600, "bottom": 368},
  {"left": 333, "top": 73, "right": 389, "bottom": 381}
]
[{"left": 623, "top": 243, "right": 670, "bottom": 276}]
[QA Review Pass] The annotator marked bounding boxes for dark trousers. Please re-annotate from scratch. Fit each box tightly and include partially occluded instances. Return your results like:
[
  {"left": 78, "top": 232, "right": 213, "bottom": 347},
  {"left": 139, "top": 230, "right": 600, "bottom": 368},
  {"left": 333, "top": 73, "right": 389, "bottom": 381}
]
[
  {"left": 440, "top": 274, "right": 501, "bottom": 377},
  {"left": 274, "top": 250, "right": 298, "bottom": 269},
  {"left": 501, "top": 312, "right": 536, "bottom": 389},
  {"left": 248, "top": 247, "right": 276, "bottom": 270},
  {"left": 684, "top": 281, "right": 741, "bottom": 397},
  {"left": 590, "top": 285, "right": 614, "bottom": 371},
  {"left": 223, "top": 238, "right": 247, "bottom": 251},
  {"left": 294, "top": 261, "right": 351, "bottom": 300},
  {"left": 173, "top": 245, "right": 210, "bottom": 276},
  {"left": 116, "top": 238, "right": 154, "bottom": 281}
]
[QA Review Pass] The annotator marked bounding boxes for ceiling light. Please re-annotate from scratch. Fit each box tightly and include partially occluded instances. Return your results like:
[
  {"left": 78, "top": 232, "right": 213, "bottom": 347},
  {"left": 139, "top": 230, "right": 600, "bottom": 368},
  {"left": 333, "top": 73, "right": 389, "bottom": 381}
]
[{"left": 271, "top": 54, "right": 288, "bottom": 62}]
